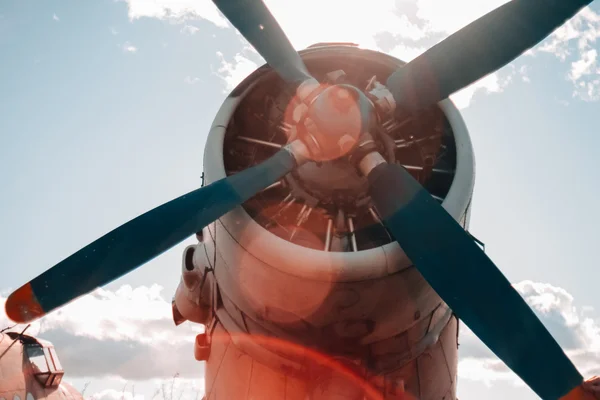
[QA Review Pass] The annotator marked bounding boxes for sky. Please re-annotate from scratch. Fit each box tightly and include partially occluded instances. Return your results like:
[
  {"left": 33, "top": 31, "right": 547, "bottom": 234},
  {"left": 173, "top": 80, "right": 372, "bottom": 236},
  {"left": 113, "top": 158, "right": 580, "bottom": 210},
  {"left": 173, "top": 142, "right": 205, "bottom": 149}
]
[{"left": 0, "top": 0, "right": 599, "bottom": 399}]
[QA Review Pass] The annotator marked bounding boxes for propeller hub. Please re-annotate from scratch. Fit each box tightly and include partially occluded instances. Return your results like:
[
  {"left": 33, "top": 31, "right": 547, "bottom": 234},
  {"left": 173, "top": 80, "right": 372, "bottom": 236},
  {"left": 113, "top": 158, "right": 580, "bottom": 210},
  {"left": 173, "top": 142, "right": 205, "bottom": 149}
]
[
  {"left": 298, "top": 84, "right": 374, "bottom": 162},
  {"left": 283, "top": 84, "right": 386, "bottom": 208}
]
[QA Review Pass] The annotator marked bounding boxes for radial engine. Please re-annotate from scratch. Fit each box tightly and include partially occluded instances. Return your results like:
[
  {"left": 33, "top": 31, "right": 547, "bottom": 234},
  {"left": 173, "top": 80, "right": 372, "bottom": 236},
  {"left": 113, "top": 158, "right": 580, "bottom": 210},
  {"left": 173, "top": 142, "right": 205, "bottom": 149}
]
[{"left": 173, "top": 43, "right": 476, "bottom": 400}]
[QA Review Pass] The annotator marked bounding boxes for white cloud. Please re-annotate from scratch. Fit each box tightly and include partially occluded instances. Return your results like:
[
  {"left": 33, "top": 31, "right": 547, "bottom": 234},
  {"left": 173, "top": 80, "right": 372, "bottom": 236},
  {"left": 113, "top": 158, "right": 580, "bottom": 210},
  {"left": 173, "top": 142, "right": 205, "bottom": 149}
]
[
  {"left": 209, "top": 0, "right": 520, "bottom": 108},
  {"left": 0, "top": 284, "right": 204, "bottom": 380},
  {"left": 180, "top": 25, "right": 199, "bottom": 35},
  {"left": 91, "top": 389, "right": 145, "bottom": 400},
  {"left": 458, "top": 280, "right": 600, "bottom": 385},
  {"left": 519, "top": 65, "right": 531, "bottom": 83},
  {"left": 87, "top": 376, "right": 205, "bottom": 400},
  {"left": 122, "top": 42, "right": 138, "bottom": 53},
  {"left": 110, "top": 27, "right": 119, "bottom": 36},
  {"left": 118, "top": 1, "right": 599, "bottom": 105},
  {"left": 53, "top": 13, "right": 60, "bottom": 21},
  {"left": 184, "top": 76, "right": 201, "bottom": 85},
  {"left": 214, "top": 50, "right": 258, "bottom": 93},
  {"left": 536, "top": 6, "right": 600, "bottom": 101},
  {"left": 242, "top": 0, "right": 511, "bottom": 53},
  {"left": 2, "top": 279, "right": 596, "bottom": 395},
  {"left": 570, "top": 48, "right": 597, "bottom": 81},
  {"left": 415, "top": 0, "right": 509, "bottom": 35},
  {"left": 121, "top": 0, "right": 228, "bottom": 27},
  {"left": 458, "top": 357, "right": 521, "bottom": 387},
  {"left": 450, "top": 73, "right": 505, "bottom": 109}
]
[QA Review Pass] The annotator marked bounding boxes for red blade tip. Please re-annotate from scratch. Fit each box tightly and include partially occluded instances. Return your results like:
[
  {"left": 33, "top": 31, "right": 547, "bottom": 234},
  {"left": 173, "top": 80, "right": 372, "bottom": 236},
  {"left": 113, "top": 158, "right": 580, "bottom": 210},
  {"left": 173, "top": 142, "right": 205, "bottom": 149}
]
[{"left": 4, "top": 283, "right": 45, "bottom": 323}]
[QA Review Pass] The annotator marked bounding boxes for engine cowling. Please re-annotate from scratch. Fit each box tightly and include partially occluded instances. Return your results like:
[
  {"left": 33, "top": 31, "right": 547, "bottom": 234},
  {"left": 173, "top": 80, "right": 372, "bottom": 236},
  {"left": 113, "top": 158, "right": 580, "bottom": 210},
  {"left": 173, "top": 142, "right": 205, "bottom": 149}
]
[{"left": 181, "top": 44, "right": 475, "bottom": 399}]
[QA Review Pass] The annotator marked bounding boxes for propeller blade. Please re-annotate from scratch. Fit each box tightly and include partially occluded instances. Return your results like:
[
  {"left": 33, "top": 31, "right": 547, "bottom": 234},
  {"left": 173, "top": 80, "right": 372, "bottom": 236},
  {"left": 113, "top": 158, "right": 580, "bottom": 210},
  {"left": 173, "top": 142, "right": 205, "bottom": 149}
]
[
  {"left": 213, "top": 0, "right": 312, "bottom": 84},
  {"left": 5, "top": 148, "right": 297, "bottom": 324},
  {"left": 386, "top": 0, "right": 593, "bottom": 113},
  {"left": 367, "top": 161, "right": 583, "bottom": 400}
]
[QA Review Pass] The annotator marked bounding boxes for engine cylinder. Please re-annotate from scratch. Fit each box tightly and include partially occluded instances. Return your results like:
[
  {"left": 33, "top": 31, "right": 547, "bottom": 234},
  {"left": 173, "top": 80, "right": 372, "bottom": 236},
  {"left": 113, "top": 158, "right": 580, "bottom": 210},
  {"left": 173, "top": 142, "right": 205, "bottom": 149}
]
[{"left": 173, "top": 244, "right": 212, "bottom": 325}]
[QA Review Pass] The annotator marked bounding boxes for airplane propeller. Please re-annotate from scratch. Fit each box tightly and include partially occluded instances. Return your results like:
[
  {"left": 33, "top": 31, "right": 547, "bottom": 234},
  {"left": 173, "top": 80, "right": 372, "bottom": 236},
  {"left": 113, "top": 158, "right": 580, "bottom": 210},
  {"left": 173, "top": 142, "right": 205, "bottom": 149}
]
[
  {"left": 4, "top": 149, "right": 299, "bottom": 322},
  {"left": 6, "top": 0, "right": 596, "bottom": 399}
]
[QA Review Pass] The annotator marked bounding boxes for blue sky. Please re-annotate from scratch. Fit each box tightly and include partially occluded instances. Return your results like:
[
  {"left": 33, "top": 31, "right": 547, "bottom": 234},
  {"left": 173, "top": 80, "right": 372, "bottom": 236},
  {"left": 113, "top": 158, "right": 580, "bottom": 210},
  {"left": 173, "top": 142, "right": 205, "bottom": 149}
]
[{"left": 1, "top": 0, "right": 599, "bottom": 399}]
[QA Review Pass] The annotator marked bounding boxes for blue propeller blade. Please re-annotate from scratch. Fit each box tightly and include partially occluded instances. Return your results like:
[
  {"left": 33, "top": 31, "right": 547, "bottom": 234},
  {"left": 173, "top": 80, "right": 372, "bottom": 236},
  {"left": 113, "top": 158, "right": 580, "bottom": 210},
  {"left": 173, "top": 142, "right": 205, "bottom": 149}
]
[
  {"left": 6, "top": 149, "right": 296, "bottom": 323},
  {"left": 386, "top": 0, "right": 593, "bottom": 113},
  {"left": 367, "top": 162, "right": 583, "bottom": 400}
]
